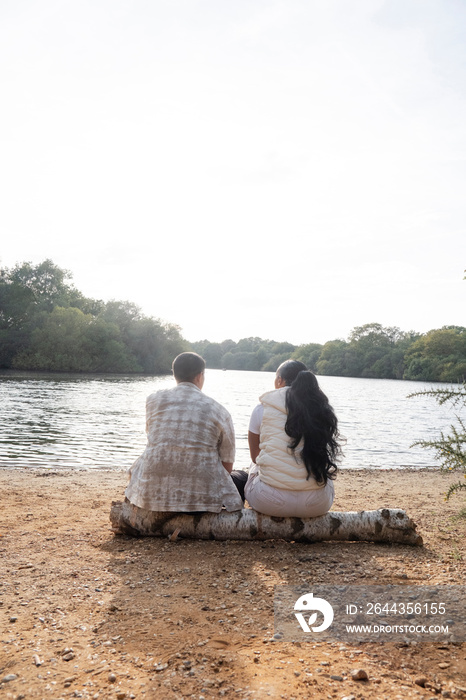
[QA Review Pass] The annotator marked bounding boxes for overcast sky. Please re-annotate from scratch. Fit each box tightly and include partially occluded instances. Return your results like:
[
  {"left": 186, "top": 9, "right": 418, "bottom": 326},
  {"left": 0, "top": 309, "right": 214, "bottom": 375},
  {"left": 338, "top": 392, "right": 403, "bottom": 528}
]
[{"left": 1, "top": 0, "right": 464, "bottom": 345}]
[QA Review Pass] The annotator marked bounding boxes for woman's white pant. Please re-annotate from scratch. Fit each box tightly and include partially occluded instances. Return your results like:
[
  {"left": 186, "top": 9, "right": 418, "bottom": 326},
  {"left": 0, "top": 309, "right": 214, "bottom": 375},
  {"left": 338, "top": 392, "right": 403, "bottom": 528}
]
[{"left": 244, "top": 464, "right": 334, "bottom": 518}]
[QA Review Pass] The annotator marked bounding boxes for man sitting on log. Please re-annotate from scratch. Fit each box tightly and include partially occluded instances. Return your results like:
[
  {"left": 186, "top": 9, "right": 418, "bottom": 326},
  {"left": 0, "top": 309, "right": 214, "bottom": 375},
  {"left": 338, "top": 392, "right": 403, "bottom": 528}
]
[{"left": 125, "top": 352, "right": 244, "bottom": 514}]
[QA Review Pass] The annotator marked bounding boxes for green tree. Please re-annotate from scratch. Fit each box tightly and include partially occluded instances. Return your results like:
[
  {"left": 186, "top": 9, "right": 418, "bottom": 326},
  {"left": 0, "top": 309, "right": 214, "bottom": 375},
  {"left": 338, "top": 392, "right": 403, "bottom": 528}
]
[
  {"left": 404, "top": 327, "right": 466, "bottom": 383},
  {"left": 316, "top": 340, "right": 348, "bottom": 376},
  {"left": 189, "top": 340, "right": 211, "bottom": 357},
  {"left": 0, "top": 260, "right": 101, "bottom": 367},
  {"left": 12, "top": 307, "right": 137, "bottom": 372},
  {"left": 0, "top": 259, "right": 94, "bottom": 319},
  {"left": 0, "top": 274, "right": 35, "bottom": 330},
  {"left": 220, "top": 339, "right": 237, "bottom": 354},
  {"left": 99, "top": 300, "right": 143, "bottom": 335},
  {"left": 269, "top": 341, "right": 296, "bottom": 356},
  {"left": 312, "top": 324, "right": 418, "bottom": 380},
  {"left": 127, "top": 318, "right": 187, "bottom": 374},
  {"left": 347, "top": 323, "right": 408, "bottom": 379},
  {"left": 262, "top": 352, "right": 293, "bottom": 372},
  {"left": 292, "top": 343, "right": 323, "bottom": 372},
  {"left": 222, "top": 351, "right": 264, "bottom": 371},
  {"left": 202, "top": 343, "right": 223, "bottom": 369},
  {"left": 83, "top": 317, "right": 140, "bottom": 372},
  {"left": 0, "top": 259, "right": 189, "bottom": 373},
  {"left": 409, "top": 384, "right": 466, "bottom": 501},
  {"left": 87, "top": 297, "right": 187, "bottom": 374},
  {"left": 235, "top": 337, "right": 265, "bottom": 353}
]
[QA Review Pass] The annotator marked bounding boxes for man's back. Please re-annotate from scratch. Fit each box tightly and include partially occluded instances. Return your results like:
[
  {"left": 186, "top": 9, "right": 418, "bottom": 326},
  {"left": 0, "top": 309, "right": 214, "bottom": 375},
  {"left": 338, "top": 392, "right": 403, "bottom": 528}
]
[{"left": 125, "top": 382, "right": 243, "bottom": 513}]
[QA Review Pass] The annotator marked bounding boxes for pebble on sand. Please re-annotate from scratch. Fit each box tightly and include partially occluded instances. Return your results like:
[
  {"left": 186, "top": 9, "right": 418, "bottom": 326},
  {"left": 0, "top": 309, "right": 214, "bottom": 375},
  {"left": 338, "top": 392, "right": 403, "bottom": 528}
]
[{"left": 350, "top": 668, "right": 368, "bottom": 681}]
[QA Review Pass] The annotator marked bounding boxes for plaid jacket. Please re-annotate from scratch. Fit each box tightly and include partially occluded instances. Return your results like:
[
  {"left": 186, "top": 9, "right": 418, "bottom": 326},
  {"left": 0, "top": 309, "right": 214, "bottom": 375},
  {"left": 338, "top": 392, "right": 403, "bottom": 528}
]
[{"left": 125, "top": 382, "right": 242, "bottom": 512}]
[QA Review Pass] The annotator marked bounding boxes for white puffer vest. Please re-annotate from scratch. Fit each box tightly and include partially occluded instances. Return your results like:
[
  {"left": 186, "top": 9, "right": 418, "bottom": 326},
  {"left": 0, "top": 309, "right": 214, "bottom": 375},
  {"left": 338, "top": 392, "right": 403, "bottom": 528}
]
[{"left": 256, "top": 387, "right": 324, "bottom": 491}]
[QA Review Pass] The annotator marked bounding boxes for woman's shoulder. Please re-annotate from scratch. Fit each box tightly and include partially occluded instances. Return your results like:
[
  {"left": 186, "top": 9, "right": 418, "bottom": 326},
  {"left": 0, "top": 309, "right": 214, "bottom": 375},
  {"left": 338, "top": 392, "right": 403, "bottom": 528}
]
[{"left": 260, "top": 387, "right": 288, "bottom": 409}]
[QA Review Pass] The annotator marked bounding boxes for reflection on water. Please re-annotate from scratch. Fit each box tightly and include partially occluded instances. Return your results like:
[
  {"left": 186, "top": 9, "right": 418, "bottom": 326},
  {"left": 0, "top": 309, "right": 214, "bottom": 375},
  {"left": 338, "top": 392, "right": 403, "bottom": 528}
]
[{"left": 0, "top": 369, "right": 459, "bottom": 471}]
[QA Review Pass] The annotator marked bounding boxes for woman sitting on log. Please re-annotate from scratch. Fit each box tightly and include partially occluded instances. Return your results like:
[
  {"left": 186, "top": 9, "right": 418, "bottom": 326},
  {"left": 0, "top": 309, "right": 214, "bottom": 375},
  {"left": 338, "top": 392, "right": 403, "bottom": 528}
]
[{"left": 245, "top": 360, "right": 342, "bottom": 518}]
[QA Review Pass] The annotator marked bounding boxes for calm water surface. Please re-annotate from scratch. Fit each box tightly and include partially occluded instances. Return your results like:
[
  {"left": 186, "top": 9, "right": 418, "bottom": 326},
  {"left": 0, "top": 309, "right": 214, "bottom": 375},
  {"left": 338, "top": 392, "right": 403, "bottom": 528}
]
[{"left": 0, "top": 369, "right": 460, "bottom": 471}]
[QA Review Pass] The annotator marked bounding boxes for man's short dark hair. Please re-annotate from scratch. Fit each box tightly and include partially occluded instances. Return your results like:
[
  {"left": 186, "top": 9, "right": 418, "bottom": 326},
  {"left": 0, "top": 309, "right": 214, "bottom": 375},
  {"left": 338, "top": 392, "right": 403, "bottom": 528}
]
[{"left": 172, "top": 352, "right": 206, "bottom": 383}]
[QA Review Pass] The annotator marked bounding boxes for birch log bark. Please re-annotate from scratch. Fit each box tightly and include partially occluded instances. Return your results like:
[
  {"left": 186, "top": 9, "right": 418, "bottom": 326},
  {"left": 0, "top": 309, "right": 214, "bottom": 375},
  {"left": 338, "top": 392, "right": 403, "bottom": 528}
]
[{"left": 110, "top": 501, "right": 423, "bottom": 545}]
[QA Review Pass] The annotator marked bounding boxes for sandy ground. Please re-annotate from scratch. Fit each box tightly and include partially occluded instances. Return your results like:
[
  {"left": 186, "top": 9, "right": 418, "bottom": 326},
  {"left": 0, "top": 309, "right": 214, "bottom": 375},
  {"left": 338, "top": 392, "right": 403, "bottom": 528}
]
[{"left": 1, "top": 468, "right": 465, "bottom": 700}]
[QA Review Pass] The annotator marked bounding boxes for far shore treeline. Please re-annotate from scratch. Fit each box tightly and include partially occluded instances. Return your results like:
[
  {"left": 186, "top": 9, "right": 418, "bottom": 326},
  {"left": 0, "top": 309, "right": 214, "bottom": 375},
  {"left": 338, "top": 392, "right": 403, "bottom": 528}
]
[{"left": 1, "top": 260, "right": 465, "bottom": 382}]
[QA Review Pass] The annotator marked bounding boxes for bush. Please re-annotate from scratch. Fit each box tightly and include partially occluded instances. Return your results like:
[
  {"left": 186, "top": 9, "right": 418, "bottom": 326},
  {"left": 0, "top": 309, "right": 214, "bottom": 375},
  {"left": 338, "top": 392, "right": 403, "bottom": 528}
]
[{"left": 409, "top": 384, "right": 466, "bottom": 501}]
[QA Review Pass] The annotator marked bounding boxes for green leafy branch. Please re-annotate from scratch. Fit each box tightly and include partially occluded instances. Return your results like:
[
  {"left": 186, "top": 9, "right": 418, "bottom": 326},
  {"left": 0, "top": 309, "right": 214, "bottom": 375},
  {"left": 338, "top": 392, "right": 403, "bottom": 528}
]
[{"left": 409, "top": 384, "right": 466, "bottom": 501}]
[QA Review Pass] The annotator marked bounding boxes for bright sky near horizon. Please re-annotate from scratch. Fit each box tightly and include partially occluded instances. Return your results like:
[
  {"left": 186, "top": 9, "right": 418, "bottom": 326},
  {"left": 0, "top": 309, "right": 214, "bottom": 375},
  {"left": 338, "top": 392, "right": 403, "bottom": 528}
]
[{"left": 1, "top": 0, "right": 464, "bottom": 346}]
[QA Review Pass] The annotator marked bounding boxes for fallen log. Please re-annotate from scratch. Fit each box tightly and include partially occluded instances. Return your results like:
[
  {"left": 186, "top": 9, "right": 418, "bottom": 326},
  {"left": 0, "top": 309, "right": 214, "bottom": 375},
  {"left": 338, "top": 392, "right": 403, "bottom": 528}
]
[{"left": 110, "top": 501, "right": 423, "bottom": 546}]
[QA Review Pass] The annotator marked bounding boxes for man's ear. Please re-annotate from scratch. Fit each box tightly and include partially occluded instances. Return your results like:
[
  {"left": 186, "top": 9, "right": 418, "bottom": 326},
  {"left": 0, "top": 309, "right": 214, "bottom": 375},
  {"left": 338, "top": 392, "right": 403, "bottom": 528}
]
[{"left": 193, "top": 372, "right": 205, "bottom": 389}]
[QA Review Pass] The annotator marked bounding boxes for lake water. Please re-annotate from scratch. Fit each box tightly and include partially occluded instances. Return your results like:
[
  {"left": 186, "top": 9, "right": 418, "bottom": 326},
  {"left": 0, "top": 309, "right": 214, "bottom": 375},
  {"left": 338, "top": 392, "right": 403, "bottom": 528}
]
[{"left": 0, "top": 369, "right": 460, "bottom": 471}]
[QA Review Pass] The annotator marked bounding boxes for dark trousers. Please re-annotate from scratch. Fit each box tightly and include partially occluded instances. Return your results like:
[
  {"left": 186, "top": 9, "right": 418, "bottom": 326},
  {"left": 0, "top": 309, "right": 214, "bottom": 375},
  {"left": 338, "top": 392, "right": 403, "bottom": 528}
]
[{"left": 230, "top": 469, "right": 249, "bottom": 502}]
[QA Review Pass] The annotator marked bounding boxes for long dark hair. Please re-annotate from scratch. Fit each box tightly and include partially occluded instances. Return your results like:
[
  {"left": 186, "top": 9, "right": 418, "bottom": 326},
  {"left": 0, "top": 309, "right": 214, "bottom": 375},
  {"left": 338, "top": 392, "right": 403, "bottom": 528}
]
[{"left": 284, "top": 370, "right": 342, "bottom": 484}]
